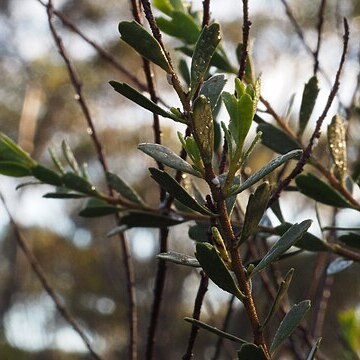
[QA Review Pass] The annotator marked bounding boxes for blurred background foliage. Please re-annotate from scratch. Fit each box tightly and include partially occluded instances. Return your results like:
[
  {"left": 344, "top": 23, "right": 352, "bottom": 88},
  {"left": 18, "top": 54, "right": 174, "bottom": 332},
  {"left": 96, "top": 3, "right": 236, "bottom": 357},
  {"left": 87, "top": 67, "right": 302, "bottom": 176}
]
[{"left": 0, "top": 0, "right": 360, "bottom": 359}]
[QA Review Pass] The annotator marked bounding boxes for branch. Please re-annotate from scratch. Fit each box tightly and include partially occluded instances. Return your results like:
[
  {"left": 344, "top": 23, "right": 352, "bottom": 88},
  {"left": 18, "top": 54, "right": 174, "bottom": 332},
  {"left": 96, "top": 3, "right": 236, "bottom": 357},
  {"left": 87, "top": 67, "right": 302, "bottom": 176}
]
[
  {"left": 313, "top": 0, "right": 327, "bottom": 75},
  {"left": 202, "top": 0, "right": 211, "bottom": 28},
  {"left": 0, "top": 194, "right": 102, "bottom": 360}
]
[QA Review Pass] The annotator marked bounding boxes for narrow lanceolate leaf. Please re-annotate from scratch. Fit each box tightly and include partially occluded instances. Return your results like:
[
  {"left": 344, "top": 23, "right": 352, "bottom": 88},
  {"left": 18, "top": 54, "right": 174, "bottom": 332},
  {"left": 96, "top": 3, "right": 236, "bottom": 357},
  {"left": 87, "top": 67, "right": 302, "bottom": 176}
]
[
  {"left": 339, "top": 232, "right": 360, "bottom": 249},
  {"left": 257, "top": 122, "right": 301, "bottom": 154},
  {"left": 61, "top": 140, "right": 81, "bottom": 175},
  {"left": 31, "top": 165, "right": 63, "bottom": 186},
  {"left": 190, "top": 23, "right": 221, "bottom": 97},
  {"left": 231, "top": 149, "right": 302, "bottom": 195},
  {"left": 306, "top": 338, "right": 322, "bottom": 360},
  {"left": 328, "top": 114, "right": 347, "bottom": 183},
  {"left": 270, "top": 300, "right": 311, "bottom": 353},
  {"left": 296, "top": 174, "right": 355, "bottom": 209},
  {"left": 149, "top": 168, "right": 215, "bottom": 216},
  {"left": 78, "top": 198, "right": 120, "bottom": 217},
  {"left": 43, "top": 192, "right": 85, "bottom": 199},
  {"left": 0, "top": 162, "right": 32, "bottom": 177},
  {"left": 106, "top": 171, "right": 145, "bottom": 205},
  {"left": 118, "top": 21, "right": 171, "bottom": 73},
  {"left": 62, "top": 172, "right": 97, "bottom": 196},
  {"left": 137, "top": 143, "right": 202, "bottom": 177},
  {"left": 192, "top": 95, "right": 214, "bottom": 164},
  {"left": 261, "top": 269, "right": 294, "bottom": 329},
  {"left": 237, "top": 343, "right": 268, "bottom": 360},
  {"left": 326, "top": 257, "right": 353, "bottom": 275},
  {"left": 199, "top": 74, "right": 227, "bottom": 112},
  {"left": 238, "top": 182, "right": 270, "bottom": 246},
  {"left": 195, "top": 242, "right": 245, "bottom": 300},
  {"left": 298, "top": 76, "right": 319, "bottom": 136},
  {"left": 157, "top": 252, "right": 200, "bottom": 267},
  {"left": 250, "top": 220, "right": 312, "bottom": 278},
  {"left": 184, "top": 318, "right": 246, "bottom": 344},
  {"left": 109, "top": 81, "right": 184, "bottom": 123}
]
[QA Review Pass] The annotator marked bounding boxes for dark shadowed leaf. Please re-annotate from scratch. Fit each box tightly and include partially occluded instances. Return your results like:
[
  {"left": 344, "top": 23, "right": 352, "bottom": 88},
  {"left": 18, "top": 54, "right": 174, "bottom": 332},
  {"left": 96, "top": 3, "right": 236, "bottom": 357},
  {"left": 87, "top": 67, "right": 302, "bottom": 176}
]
[
  {"left": 196, "top": 242, "right": 245, "bottom": 300},
  {"left": 118, "top": 21, "right": 171, "bottom": 72},
  {"left": 327, "top": 258, "right": 353, "bottom": 275},
  {"left": 190, "top": 23, "right": 221, "bottom": 97},
  {"left": 149, "top": 168, "right": 215, "bottom": 216},
  {"left": 157, "top": 252, "right": 200, "bottom": 267},
  {"left": 43, "top": 192, "right": 86, "bottom": 199},
  {"left": 298, "top": 76, "right": 319, "bottom": 136},
  {"left": 138, "top": 143, "right": 201, "bottom": 177},
  {"left": 270, "top": 300, "right": 311, "bottom": 353},
  {"left": 237, "top": 343, "right": 267, "bottom": 360},
  {"left": 62, "top": 172, "right": 97, "bottom": 195},
  {"left": 106, "top": 171, "right": 145, "bottom": 205},
  {"left": 306, "top": 338, "right": 322, "bottom": 360},
  {"left": 179, "top": 59, "right": 190, "bottom": 85},
  {"left": 257, "top": 122, "right": 301, "bottom": 154},
  {"left": 109, "top": 81, "right": 183, "bottom": 122},
  {"left": 184, "top": 318, "right": 246, "bottom": 344},
  {"left": 296, "top": 174, "right": 355, "bottom": 209},
  {"left": 0, "top": 162, "right": 32, "bottom": 177},
  {"left": 199, "top": 74, "right": 227, "bottom": 112},
  {"left": 239, "top": 182, "right": 270, "bottom": 245},
  {"left": 31, "top": 165, "right": 63, "bottom": 186},
  {"left": 251, "top": 220, "right": 312, "bottom": 278},
  {"left": 188, "top": 221, "right": 211, "bottom": 242},
  {"left": 339, "top": 232, "right": 360, "bottom": 249},
  {"left": 79, "top": 198, "right": 120, "bottom": 217}
]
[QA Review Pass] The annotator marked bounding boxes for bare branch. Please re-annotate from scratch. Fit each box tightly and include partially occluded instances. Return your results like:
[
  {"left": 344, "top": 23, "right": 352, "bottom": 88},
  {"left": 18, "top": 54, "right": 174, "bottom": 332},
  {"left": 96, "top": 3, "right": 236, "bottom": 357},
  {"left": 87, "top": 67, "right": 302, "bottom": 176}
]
[
  {"left": 202, "top": 0, "right": 211, "bottom": 28},
  {"left": 314, "top": 0, "right": 327, "bottom": 75}
]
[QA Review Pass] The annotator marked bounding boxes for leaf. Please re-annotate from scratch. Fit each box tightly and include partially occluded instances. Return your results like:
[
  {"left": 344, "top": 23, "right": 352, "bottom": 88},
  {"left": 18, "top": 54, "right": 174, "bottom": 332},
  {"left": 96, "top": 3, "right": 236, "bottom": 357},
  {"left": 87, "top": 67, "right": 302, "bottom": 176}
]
[
  {"left": 156, "top": 11, "right": 200, "bottom": 44},
  {"left": 153, "top": 0, "right": 174, "bottom": 15},
  {"left": 188, "top": 221, "right": 211, "bottom": 241},
  {"left": 257, "top": 122, "right": 301, "bottom": 154},
  {"left": 270, "top": 300, "right": 311, "bottom": 353},
  {"left": 261, "top": 269, "right": 294, "bottom": 329},
  {"left": 190, "top": 23, "right": 221, "bottom": 97},
  {"left": 251, "top": 220, "right": 312, "bottom": 278},
  {"left": 149, "top": 168, "right": 215, "bottom": 216},
  {"left": 118, "top": 21, "right": 171, "bottom": 73},
  {"left": 62, "top": 172, "right": 97, "bottom": 195},
  {"left": 106, "top": 171, "right": 145, "bottom": 205},
  {"left": 0, "top": 161, "right": 32, "bottom": 177},
  {"left": 31, "top": 165, "right": 63, "bottom": 186},
  {"left": 199, "top": 74, "right": 227, "bottom": 112},
  {"left": 195, "top": 242, "right": 245, "bottom": 300},
  {"left": 237, "top": 343, "right": 268, "bottom": 360},
  {"left": 109, "top": 81, "right": 184, "bottom": 123},
  {"left": 137, "top": 143, "right": 201, "bottom": 177},
  {"left": 192, "top": 95, "right": 214, "bottom": 164},
  {"left": 296, "top": 174, "right": 355, "bottom": 209},
  {"left": 179, "top": 59, "right": 190, "bottom": 85},
  {"left": 78, "top": 198, "right": 120, "bottom": 217},
  {"left": 275, "top": 223, "right": 331, "bottom": 252},
  {"left": 327, "top": 258, "right": 353, "bottom": 275},
  {"left": 61, "top": 140, "right": 81, "bottom": 175},
  {"left": 230, "top": 149, "right": 302, "bottom": 195},
  {"left": 306, "top": 338, "right": 322, "bottom": 360},
  {"left": 239, "top": 182, "right": 270, "bottom": 246},
  {"left": 43, "top": 192, "right": 86, "bottom": 199},
  {"left": 184, "top": 318, "right": 246, "bottom": 344},
  {"left": 157, "top": 252, "right": 200, "bottom": 267},
  {"left": 299, "top": 76, "right": 319, "bottom": 136},
  {"left": 339, "top": 232, "right": 360, "bottom": 249}
]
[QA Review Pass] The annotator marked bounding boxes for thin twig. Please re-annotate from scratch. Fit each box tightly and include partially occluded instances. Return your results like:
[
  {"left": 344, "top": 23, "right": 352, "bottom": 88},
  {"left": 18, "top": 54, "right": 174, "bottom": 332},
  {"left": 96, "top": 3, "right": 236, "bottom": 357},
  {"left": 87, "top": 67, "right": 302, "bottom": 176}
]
[
  {"left": 0, "top": 194, "right": 102, "bottom": 360},
  {"left": 202, "top": 0, "right": 211, "bottom": 28},
  {"left": 182, "top": 271, "right": 209, "bottom": 360},
  {"left": 237, "top": 0, "right": 252, "bottom": 80},
  {"left": 46, "top": 3, "right": 138, "bottom": 358},
  {"left": 269, "top": 19, "right": 349, "bottom": 206},
  {"left": 313, "top": 0, "right": 327, "bottom": 75}
]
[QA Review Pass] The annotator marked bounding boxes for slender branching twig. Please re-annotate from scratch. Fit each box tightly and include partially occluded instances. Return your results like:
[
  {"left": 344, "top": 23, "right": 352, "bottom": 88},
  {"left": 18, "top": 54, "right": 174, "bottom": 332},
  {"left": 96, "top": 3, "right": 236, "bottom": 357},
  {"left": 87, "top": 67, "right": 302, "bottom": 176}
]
[
  {"left": 202, "top": 0, "right": 211, "bottom": 28},
  {"left": 237, "top": 0, "right": 251, "bottom": 80},
  {"left": 314, "top": 0, "right": 327, "bottom": 75},
  {"left": 0, "top": 194, "right": 102, "bottom": 360}
]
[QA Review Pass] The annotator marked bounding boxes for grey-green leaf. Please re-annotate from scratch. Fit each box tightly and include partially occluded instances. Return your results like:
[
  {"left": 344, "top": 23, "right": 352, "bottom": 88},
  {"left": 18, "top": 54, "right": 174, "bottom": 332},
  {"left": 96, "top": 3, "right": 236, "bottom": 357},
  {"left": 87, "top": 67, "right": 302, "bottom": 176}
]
[
  {"left": 190, "top": 23, "right": 221, "bottom": 97},
  {"left": 78, "top": 198, "right": 120, "bottom": 217},
  {"left": 149, "top": 168, "right": 215, "bottom": 216},
  {"left": 239, "top": 182, "right": 270, "bottom": 246},
  {"left": 157, "top": 252, "right": 200, "bottom": 267},
  {"left": 106, "top": 171, "right": 145, "bottom": 205},
  {"left": 296, "top": 174, "right": 356, "bottom": 209},
  {"left": 237, "top": 343, "right": 268, "bottom": 360},
  {"left": 43, "top": 192, "right": 85, "bottom": 199},
  {"left": 195, "top": 242, "right": 245, "bottom": 300},
  {"left": 231, "top": 149, "right": 302, "bottom": 195},
  {"left": 299, "top": 76, "right": 319, "bottom": 136},
  {"left": 118, "top": 21, "right": 171, "bottom": 73},
  {"left": 138, "top": 143, "right": 202, "bottom": 177},
  {"left": 199, "top": 74, "right": 227, "bottom": 112},
  {"left": 62, "top": 172, "right": 97, "bottom": 196},
  {"left": 306, "top": 338, "right": 322, "bottom": 360},
  {"left": 184, "top": 317, "right": 246, "bottom": 344},
  {"left": 61, "top": 140, "right": 81, "bottom": 175},
  {"left": 251, "top": 220, "right": 312, "bottom": 278},
  {"left": 327, "top": 257, "right": 353, "bottom": 275},
  {"left": 109, "top": 81, "right": 184, "bottom": 122},
  {"left": 270, "top": 300, "right": 311, "bottom": 353}
]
